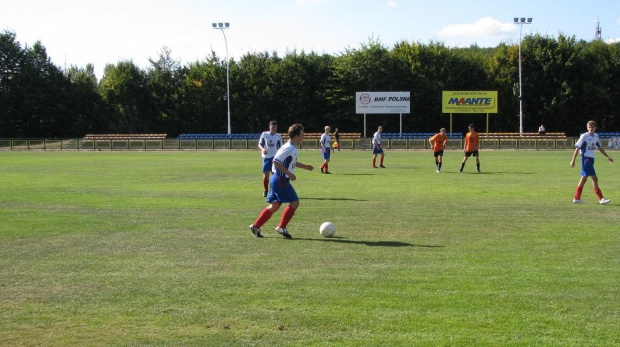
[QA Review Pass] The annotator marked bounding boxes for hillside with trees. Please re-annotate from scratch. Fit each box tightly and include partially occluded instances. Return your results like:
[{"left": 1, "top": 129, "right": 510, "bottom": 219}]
[{"left": 1, "top": 30, "right": 619, "bottom": 138}]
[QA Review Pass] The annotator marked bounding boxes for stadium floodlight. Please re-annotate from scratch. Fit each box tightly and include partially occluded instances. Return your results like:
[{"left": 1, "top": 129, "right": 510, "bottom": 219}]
[
  {"left": 514, "top": 17, "right": 533, "bottom": 134},
  {"left": 212, "top": 22, "right": 232, "bottom": 134}
]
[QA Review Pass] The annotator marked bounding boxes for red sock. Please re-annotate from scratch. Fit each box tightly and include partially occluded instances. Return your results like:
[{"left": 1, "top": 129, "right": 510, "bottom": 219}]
[
  {"left": 254, "top": 208, "right": 273, "bottom": 228},
  {"left": 380, "top": 157, "right": 384, "bottom": 166},
  {"left": 372, "top": 158, "right": 376, "bottom": 167},
  {"left": 575, "top": 186, "right": 583, "bottom": 200},
  {"left": 594, "top": 188, "right": 604, "bottom": 200},
  {"left": 279, "top": 206, "right": 296, "bottom": 228},
  {"left": 325, "top": 164, "right": 328, "bottom": 172},
  {"left": 263, "top": 178, "right": 269, "bottom": 191}
]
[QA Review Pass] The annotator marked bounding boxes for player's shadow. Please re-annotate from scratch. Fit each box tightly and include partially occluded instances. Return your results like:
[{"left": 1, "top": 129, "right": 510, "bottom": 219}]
[
  {"left": 295, "top": 237, "right": 443, "bottom": 248},
  {"left": 304, "top": 197, "right": 368, "bottom": 201},
  {"left": 338, "top": 173, "right": 375, "bottom": 176}
]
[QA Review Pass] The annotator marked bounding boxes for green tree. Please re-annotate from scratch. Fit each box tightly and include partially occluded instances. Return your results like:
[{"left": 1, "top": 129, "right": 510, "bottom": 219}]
[{"left": 99, "top": 60, "right": 152, "bottom": 133}]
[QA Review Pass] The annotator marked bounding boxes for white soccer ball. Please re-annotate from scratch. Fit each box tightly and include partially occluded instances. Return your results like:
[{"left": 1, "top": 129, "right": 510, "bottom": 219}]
[{"left": 319, "top": 222, "right": 336, "bottom": 238}]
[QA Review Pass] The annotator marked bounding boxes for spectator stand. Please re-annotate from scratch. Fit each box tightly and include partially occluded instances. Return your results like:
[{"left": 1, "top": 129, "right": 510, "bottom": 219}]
[
  {"left": 381, "top": 132, "right": 463, "bottom": 150},
  {"left": 599, "top": 132, "right": 620, "bottom": 150},
  {"left": 300, "top": 132, "right": 361, "bottom": 150},
  {"left": 81, "top": 134, "right": 167, "bottom": 150},
  {"left": 477, "top": 132, "right": 571, "bottom": 149},
  {"left": 177, "top": 133, "right": 260, "bottom": 150}
]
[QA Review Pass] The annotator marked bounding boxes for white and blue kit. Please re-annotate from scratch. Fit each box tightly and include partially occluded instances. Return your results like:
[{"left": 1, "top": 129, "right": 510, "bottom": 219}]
[
  {"left": 320, "top": 133, "right": 331, "bottom": 160},
  {"left": 574, "top": 132, "right": 601, "bottom": 177},
  {"left": 373, "top": 131, "right": 383, "bottom": 154},
  {"left": 267, "top": 141, "right": 299, "bottom": 203},
  {"left": 259, "top": 131, "right": 283, "bottom": 173}
]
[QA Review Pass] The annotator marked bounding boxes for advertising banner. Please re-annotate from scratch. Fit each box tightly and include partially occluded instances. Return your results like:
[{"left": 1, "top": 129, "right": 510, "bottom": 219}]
[
  {"left": 356, "top": 92, "right": 410, "bottom": 114},
  {"left": 442, "top": 91, "right": 498, "bottom": 114}
]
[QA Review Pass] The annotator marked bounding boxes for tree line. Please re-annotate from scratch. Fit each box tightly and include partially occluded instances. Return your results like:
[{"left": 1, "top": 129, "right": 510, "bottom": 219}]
[{"left": 1, "top": 30, "right": 619, "bottom": 138}]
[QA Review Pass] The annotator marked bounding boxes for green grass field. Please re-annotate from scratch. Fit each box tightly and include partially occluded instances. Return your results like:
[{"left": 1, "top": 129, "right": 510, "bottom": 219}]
[{"left": 1, "top": 149, "right": 619, "bottom": 346}]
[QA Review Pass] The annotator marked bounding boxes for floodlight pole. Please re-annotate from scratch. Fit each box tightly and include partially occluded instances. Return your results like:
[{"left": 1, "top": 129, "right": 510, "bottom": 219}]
[
  {"left": 514, "top": 17, "right": 532, "bottom": 134},
  {"left": 212, "top": 22, "right": 231, "bottom": 134}
]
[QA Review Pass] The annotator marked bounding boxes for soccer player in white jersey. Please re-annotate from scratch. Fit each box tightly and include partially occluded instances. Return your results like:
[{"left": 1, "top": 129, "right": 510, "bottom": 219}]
[
  {"left": 372, "top": 125, "right": 386, "bottom": 168},
  {"left": 570, "top": 120, "right": 614, "bottom": 204},
  {"left": 319, "top": 125, "right": 332, "bottom": 174},
  {"left": 250, "top": 124, "right": 314, "bottom": 238},
  {"left": 258, "top": 121, "right": 283, "bottom": 197}
]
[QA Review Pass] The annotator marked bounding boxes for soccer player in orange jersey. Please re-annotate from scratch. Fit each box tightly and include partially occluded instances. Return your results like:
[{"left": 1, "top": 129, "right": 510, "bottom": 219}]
[
  {"left": 459, "top": 124, "right": 480, "bottom": 173},
  {"left": 429, "top": 128, "right": 448, "bottom": 173}
]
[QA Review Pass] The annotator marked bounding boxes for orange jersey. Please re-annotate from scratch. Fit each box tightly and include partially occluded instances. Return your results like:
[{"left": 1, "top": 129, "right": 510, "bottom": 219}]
[
  {"left": 429, "top": 133, "right": 448, "bottom": 152},
  {"left": 464, "top": 131, "right": 479, "bottom": 152}
]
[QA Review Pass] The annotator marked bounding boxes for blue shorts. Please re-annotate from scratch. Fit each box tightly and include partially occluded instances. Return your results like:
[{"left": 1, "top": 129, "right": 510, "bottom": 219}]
[
  {"left": 262, "top": 157, "right": 274, "bottom": 173},
  {"left": 267, "top": 175, "right": 299, "bottom": 203},
  {"left": 373, "top": 146, "right": 384, "bottom": 155},
  {"left": 322, "top": 148, "right": 331, "bottom": 160},
  {"left": 580, "top": 156, "right": 596, "bottom": 177}
]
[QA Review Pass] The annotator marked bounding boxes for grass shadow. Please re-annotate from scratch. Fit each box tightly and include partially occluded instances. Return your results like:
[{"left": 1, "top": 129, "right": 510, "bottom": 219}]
[{"left": 293, "top": 237, "right": 444, "bottom": 248}]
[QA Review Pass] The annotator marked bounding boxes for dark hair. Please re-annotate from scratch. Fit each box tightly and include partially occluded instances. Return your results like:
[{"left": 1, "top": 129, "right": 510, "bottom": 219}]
[
  {"left": 288, "top": 123, "right": 304, "bottom": 138},
  {"left": 468, "top": 124, "right": 475, "bottom": 128},
  {"left": 269, "top": 121, "right": 278, "bottom": 126}
]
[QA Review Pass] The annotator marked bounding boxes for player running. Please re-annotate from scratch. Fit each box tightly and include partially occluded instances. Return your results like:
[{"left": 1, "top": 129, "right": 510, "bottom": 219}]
[
  {"left": 319, "top": 125, "right": 332, "bottom": 174},
  {"left": 429, "top": 128, "right": 448, "bottom": 173},
  {"left": 258, "top": 121, "right": 283, "bottom": 197},
  {"left": 570, "top": 120, "right": 613, "bottom": 204},
  {"left": 372, "top": 126, "right": 386, "bottom": 168},
  {"left": 459, "top": 124, "right": 480, "bottom": 173},
  {"left": 249, "top": 124, "right": 314, "bottom": 238}
]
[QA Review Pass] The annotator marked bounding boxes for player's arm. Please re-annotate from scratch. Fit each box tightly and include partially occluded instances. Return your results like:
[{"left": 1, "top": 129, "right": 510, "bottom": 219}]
[
  {"left": 598, "top": 147, "right": 614, "bottom": 163},
  {"left": 258, "top": 137, "right": 267, "bottom": 154},
  {"left": 273, "top": 161, "right": 296, "bottom": 181},
  {"left": 296, "top": 162, "right": 314, "bottom": 171},
  {"left": 570, "top": 147, "right": 579, "bottom": 167}
]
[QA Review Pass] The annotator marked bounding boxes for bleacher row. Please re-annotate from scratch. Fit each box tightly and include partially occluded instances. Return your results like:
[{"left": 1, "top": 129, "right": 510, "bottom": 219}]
[
  {"left": 81, "top": 132, "right": 620, "bottom": 140},
  {"left": 178, "top": 133, "right": 261, "bottom": 139},
  {"left": 382, "top": 132, "right": 461, "bottom": 138}
]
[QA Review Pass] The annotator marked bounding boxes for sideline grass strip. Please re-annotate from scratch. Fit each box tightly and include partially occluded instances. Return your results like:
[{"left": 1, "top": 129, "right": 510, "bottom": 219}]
[{"left": 1, "top": 150, "right": 619, "bottom": 346}]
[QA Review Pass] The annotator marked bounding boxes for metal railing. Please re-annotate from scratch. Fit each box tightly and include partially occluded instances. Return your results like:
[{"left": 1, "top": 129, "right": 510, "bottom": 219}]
[{"left": 0, "top": 137, "right": 588, "bottom": 151}]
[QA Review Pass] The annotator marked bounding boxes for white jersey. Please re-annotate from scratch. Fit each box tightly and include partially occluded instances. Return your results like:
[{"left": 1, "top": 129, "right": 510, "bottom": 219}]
[
  {"left": 259, "top": 132, "right": 283, "bottom": 158},
  {"left": 575, "top": 132, "right": 601, "bottom": 158},
  {"left": 272, "top": 141, "right": 298, "bottom": 178},
  {"left": 320, "top": 133, "right": 331, "bottom": 149},
  {"left": 373, "top": 131, "right": 381, "bottom": 146}
]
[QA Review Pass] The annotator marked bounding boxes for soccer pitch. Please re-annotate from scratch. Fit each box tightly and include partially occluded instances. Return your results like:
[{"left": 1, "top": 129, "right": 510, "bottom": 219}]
[{"left": 1, "top": 150, "right": 619, "bottom": 346}]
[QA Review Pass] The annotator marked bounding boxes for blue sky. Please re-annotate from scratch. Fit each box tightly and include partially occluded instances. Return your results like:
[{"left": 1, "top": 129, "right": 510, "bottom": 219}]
[{"left": 2, "top": 0, "right": 619, "bottom": 79}]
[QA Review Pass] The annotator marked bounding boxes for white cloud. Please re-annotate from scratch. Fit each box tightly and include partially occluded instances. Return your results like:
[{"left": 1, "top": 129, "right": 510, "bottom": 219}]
[
  {"left": 387, "top": 1, "right": 398, "bottom": 7},
  {"left": 438, "top": 17, "right": 516, "bottom": 38},
  {"left": 607, "top": 38, "right": 620, "bottom": 44}
]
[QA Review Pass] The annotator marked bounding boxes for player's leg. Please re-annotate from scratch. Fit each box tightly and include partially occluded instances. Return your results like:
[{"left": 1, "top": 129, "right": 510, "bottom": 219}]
[
  {"left": 590, "top": 175, "right": 608, "bottom": 203},
  {"left": 475, "top": 152, "right": 480, "bottom": 172},
  {"left": 573, "top": 176, "right": 588, "bottom": 203},
  {"left": 459, "top": 153, "right": 468, "bottom": 172},
  {"left": 250, "top": 202, "right": 281, "bottom": 237},
  {"left": 262, "top": 157, "right": 273, "bottom": 196},
  {"left": 379, "top": 152, "right": 385, "bottom": 168},
  {"left": 372, "top": 153, "right": 378, "bottom": 168},
  {"left": 279, "top": 200, "right": 299, "bottom": 233},
  {"left": 262, "top": 171, "right": 270, "bottom": 196}
]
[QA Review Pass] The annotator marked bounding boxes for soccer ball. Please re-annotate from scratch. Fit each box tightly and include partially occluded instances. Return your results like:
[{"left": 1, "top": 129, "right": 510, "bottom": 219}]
[{"left": 319, "top": 222, "right": 336, "bottom": 238}]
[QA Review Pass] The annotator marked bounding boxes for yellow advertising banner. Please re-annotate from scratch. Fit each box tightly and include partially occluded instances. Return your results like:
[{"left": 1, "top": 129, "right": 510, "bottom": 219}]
[{"left": 442, "top": 91, "right": 498, "bottom": 114}]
